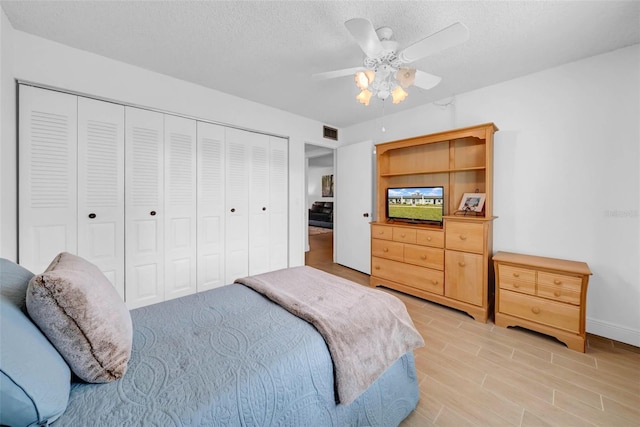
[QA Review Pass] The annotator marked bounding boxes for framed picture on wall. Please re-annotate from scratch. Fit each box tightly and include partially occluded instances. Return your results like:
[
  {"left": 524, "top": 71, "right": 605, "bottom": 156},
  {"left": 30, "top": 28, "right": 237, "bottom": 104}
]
[
  {"left": 458, "top": 193, "right": 486, "bottom": 213},
  {"left": 322, "top": 174, "right": 334, "bottom": 197}
]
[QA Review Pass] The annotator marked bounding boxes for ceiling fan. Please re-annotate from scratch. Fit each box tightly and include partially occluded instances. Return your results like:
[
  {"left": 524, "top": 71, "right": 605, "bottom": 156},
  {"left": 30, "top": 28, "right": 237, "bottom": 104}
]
[{"left": 312, "top": 18, "right": 469, "bottom": 106}]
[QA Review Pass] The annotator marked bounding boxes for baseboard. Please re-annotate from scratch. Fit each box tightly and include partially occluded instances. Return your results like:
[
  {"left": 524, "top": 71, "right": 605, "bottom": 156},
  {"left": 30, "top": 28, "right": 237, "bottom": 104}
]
[{"left": 587, "top": 317, "right": 640, "bottom": 347}]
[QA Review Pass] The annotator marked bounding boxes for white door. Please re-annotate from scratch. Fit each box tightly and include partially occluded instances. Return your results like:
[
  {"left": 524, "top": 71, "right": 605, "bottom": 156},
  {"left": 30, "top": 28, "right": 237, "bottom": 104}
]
[
  {"left": 268, "top": 136, "right": 289, "bottom": 271},
  {"left": 335, "top": 140, "right": 373, "bottom": 274},
  {"left": 125, "top": 107, "right": 164, "bottom": 308},
  {"left": 77, "top": 97, "right": 125, "bottom": 298},
  {"left": 225, "top": 127, "right": 250, "bottom": 283},
  {"left": 163, "top": 114, "right": 197, "bottom": 300},
  {"left": 196, "top": 122, "right": 226, "bottom": 291},
  {"left": 18, "top": 86, "right": 78, "bottom": 274},
  {"left": 248, "top": 132, "right": 270, "bottom": 275}
]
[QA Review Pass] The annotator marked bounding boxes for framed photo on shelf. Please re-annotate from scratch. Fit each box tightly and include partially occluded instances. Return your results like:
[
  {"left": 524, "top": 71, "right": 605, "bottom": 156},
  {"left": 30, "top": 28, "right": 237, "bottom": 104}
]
[{"left": 458, "top": 193, "right": 486, "bottom": 213}]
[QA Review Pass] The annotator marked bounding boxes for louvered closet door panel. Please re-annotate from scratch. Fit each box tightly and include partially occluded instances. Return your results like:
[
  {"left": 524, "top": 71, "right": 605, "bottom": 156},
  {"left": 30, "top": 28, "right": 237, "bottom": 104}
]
[
  {"left": 125, "top": 107, "right": 164, "bottom": 309},
  {"left": 77, "top": 97, "right": 125, "bottom": 299},
  {"left": 164, "top": 114, "right": 197, "bottom": 301},
  {"left": 224, "top": 128, "right": 250, "bottom": 284},
  {"left": 18, "top": 85, "right": 78, "bottom": 274},
  {"left": 268, "top": 136, "right": 289, "bottom": 271},
  {"left": 248, "top": 133, "right": 270, "bottom": 276},
  {"left": 197, "top": 122, "right": 225, "bottom": 291}
]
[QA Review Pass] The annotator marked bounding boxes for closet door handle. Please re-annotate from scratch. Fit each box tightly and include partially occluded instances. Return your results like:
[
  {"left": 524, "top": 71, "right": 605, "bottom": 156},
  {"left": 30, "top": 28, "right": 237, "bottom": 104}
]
[
  {"left": 363, "top": 213, "right": 369, "bottom": 217},
  {"left": 230, "top": 208, "right": 236, "bottom": 213},
  {"left": 262, "top": 207, "right": 266, "bottom": 211},
  {"left": 150, "top": 211, "right": 156, "bottom": 216},
  {"left": 88, "top": 213, "right": 96, "bottom": 219}
]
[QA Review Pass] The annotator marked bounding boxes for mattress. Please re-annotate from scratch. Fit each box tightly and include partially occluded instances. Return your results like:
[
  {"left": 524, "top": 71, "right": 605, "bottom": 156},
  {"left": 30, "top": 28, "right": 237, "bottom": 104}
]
[{"left": 55, "top": 284, "right": 419, "bottom": 425}]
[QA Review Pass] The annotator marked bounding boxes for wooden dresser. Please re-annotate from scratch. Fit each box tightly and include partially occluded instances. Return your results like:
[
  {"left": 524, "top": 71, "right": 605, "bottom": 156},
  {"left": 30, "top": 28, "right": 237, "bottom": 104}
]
[
  {"left": 493, "top": 251, "right": 592, "bottom": 352},
  {"left": 370, "top": 123, "right": 498, "bottom": 323}
]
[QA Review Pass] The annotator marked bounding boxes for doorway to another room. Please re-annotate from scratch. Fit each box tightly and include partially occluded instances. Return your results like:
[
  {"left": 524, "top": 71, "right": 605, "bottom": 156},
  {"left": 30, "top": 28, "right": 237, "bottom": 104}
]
[{"left": 304, "top": 143, "right": 334, "bottom": 267}]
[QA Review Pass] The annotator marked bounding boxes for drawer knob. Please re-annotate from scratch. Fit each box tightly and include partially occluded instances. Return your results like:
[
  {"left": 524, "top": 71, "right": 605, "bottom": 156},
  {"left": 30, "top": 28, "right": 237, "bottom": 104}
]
[
  {"left": 378, "top": 231, "right": 384, "bottom": 235},
  {"left": 513, "top": 283, "right": 520, "bottom": 288},
  {"left": 383, "top": 248, "right": 389, "bottom": 253},
  {"left": 459, "top": 234, "right": 467, "bottom": 240},
  {"left": 432, "top": 280, "right": 439, "bottom": 285},
  {"left": 531, "top": 307, "right": 541, "bottom": 315},
  {"left": 374, "top": 265, "right": 380, "bottom": 270},
  {"left": 458, "top": 261, "right": 466, "bottom": 267},
  {"left": 400, "top": 233, "right": 406, "bottom": 238},
  {"left": 513, "top": 272, "right": 520, "bottom": 278},
  {"left": 426, "top": 236, "right": 432, "bottom": 241},
  {"left": 420, "top": 255, "right": 427, "bottom": 260},
  {"left": 554, "top": 290, "right": 561, "bottom": 297},
  {"left": 554, "top": 279, "right": 562, "bottom": 285}
]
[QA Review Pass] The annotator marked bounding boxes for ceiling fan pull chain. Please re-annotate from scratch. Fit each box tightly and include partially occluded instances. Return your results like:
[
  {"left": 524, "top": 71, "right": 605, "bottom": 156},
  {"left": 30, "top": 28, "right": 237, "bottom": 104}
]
[{"left": 381, "top": 99, "right": 386, "bottom": 132}]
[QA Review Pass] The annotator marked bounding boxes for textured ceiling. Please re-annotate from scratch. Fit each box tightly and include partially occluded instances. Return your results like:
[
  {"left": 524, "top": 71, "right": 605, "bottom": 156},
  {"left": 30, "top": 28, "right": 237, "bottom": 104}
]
[{"left": 2, "top": 1, "right": 638, "bottom": 128}]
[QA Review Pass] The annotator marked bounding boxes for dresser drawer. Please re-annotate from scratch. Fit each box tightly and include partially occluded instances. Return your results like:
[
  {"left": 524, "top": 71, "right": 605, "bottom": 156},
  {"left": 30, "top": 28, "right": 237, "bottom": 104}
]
[
  {"left": 537, "top": 284, "right": 581, "bottom": 305},
  {"left": 392, "top": 227, "right": 416, "bottom": 244},
  {"left": 416, "top": 229, "right": 444, "bottom": 248},
  {"left": 445, "top": 221, "right": 484, "bottom": 253},
  {"left": 499, "top": 290, "right": 580, "bottom": 333},
  {"left": 371, "top": 257, "right": 443, "bottom": 295},
  {"left": 537, "top": 271, "right": 582, "bottom": 292},
  {"left": 404, "top": 244, "right": 444, "bottom": 270},
  {"left": 371, "top": 239, "right": 404, "bottom": 262},
  {"left": 371, "top": 225, "right": 392, "bottom": 240},
  {"left": 497, "top": 265, "right": 536, "bottom": 295}
]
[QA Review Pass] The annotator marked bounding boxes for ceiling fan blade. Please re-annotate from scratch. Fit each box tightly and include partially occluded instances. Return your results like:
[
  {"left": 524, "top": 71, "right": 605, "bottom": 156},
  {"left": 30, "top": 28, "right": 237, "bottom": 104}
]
[
  {"left": 398, "top": 22, "right": 469, "bottom": 63},
  {"left": 344, "top": 18, "right": 385, "bottom": 58},
  {"left": 312, "top": 66, "right": 365, "bottom": 81},
  {"left": 413, "top": 70, "right": 442, "bottom": 90}
]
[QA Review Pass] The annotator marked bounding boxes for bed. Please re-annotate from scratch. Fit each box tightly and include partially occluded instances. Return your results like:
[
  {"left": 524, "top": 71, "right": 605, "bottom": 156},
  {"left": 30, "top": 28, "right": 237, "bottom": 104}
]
[{"left": 1, "top": 255, "right": 422, "bottom": 426}]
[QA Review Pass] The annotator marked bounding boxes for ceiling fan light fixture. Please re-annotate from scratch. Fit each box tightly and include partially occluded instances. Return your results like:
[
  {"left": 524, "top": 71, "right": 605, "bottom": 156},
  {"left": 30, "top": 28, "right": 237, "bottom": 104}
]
[
  {"left": 354, "top": 70, "right": 375, "bottom": 90},
  {"left": 396, "top": 68, "right": 416, "bottom": 88},
  {"left": 356, "top": 89, "right": 372, "bottom": 106},
  {"left": 391, "top": 86, "right": 408, "bottom": 104}
]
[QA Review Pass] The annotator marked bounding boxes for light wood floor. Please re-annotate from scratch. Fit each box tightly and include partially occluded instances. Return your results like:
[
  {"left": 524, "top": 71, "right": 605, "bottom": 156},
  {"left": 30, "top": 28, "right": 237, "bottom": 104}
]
[{"left": 305, "top": 232, "right": 640, "bottom": 427}]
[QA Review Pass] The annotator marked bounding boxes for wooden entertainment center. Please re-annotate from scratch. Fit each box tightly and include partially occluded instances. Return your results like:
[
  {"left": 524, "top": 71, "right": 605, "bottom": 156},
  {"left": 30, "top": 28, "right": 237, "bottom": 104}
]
[{"left": 370, "top": 123, "right": 498, "bottom": 322}]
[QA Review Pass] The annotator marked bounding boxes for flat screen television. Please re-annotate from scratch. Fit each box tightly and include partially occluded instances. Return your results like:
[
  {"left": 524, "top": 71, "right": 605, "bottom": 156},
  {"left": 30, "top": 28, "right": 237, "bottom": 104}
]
[{"left": 386, "top": 186, "right": 444, "bottom": 225}]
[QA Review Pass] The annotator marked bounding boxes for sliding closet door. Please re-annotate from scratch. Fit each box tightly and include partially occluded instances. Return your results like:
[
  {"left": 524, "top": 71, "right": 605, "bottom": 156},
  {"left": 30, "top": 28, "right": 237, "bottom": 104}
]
[
  {"left": 163, "top": 114, "right": 197, "bottom": 300},
  {"left": 197, "top": 122, "right": 226, "bottom": 291},
  {"left": 224, "top": 127, "right": 250, "bottom": 284},
  {"left": 18, "top": 85, "right": 78, "bottom": 274},
  {"left": 248, "top": 132, "right": 271, "bottom": 276},
  {"left": 268, "top": 136, "right": 289, "bottom": 271},
  {"left": 125, "top": 107, "right": 164, "bottom": 308},
  {"left": 77, "top": 97, "right": 125, "bottom": 298}
]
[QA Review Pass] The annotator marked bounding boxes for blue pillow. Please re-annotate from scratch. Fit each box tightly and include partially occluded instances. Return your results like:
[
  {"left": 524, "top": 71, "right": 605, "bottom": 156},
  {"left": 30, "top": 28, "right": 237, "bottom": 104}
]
[
  {"left": 0, "top": 259, "right": 70, "bottom": 426},
  {"left": 0, "top": 258, "right": 35, "bottom": 311}
]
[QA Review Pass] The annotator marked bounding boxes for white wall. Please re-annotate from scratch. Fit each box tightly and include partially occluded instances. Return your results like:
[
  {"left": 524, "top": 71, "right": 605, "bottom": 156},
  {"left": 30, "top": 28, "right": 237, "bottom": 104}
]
[
  {"left": 308, "top": 166, "right": 335, "bottom": 206},
  {"left": 342, "top": 44, "right": 640, "bottom": 346},
  {"left": 0, "top": 9, "right": 16, "bottom": 259},
  {"left": 0, "top": 19, "right": 333, "bottom": 267}
]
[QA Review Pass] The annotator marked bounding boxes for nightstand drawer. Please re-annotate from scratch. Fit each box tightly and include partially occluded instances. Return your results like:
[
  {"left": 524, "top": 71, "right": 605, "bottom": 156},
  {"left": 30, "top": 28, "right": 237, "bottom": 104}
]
[
  {"left": 371, "top": 239, "right": 404, "bottom": 262},
  {"left": 371, "top": 257, "right": 443, "bottom": 295},
  {"left": 498, "top": 265, "right": 536, "bottom": 295},
  {"left": 392, "top": 227, "right": 416, "bottom": 244},
  {"left": 445, "top": 221, "right": 484, "bottom": 253},
  {"left": 404, "top": 244, "right": 444, "bottom": 270},
  {"left": 500, "top": 290, "right": 580, "bottom": 333},
  {"left": 416, "top": 229, "right": 444, "bottom": 248},
  {"left": 371, "top": 225, "right": 393, "bottom": 241},
  {"left": 537, "top": 272, "right": 582, "bottom": 292},
  {"left": 538, "top": 284, "right": 581, "bottom": 305}
]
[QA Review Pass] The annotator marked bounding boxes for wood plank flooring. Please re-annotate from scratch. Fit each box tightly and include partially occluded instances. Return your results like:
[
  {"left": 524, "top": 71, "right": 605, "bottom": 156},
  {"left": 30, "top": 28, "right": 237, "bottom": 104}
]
[{"left": 305, "top": 231, "right": 640, "bottom": 426}]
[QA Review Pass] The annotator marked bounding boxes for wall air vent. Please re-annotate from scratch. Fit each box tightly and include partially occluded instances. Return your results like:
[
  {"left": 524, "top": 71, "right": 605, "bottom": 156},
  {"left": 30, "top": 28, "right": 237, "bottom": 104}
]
[{"left": 323, "top": 125, "right": 338, "bottom": 141}]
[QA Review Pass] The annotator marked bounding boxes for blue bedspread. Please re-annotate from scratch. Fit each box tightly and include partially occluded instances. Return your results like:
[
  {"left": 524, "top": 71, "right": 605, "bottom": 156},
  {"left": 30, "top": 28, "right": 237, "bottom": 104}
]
[{"left": 56, "top": 284, "right": 419, "bottom": 426}]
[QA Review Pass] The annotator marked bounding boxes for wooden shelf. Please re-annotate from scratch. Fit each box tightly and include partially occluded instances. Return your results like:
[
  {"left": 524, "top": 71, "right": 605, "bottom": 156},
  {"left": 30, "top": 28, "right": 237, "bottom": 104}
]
[
  {"left": 371, "top": 123, "right": 498, "bottom": 323},
  {"left": 380, "top": 166, "right": 487, "bottom": 177}
]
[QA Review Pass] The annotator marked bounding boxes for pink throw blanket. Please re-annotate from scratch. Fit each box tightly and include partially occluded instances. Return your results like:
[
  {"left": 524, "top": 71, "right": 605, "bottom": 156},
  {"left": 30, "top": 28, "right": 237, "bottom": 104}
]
[{"left": 235, "top": 266, "right": 424, "bottom": 405}]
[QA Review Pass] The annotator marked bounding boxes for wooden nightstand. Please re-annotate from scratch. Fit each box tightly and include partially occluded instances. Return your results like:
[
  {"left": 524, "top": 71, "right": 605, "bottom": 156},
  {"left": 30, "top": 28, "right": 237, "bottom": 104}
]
[{"left": 493, "top": 251, "right": 592, "bottom": 352}]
